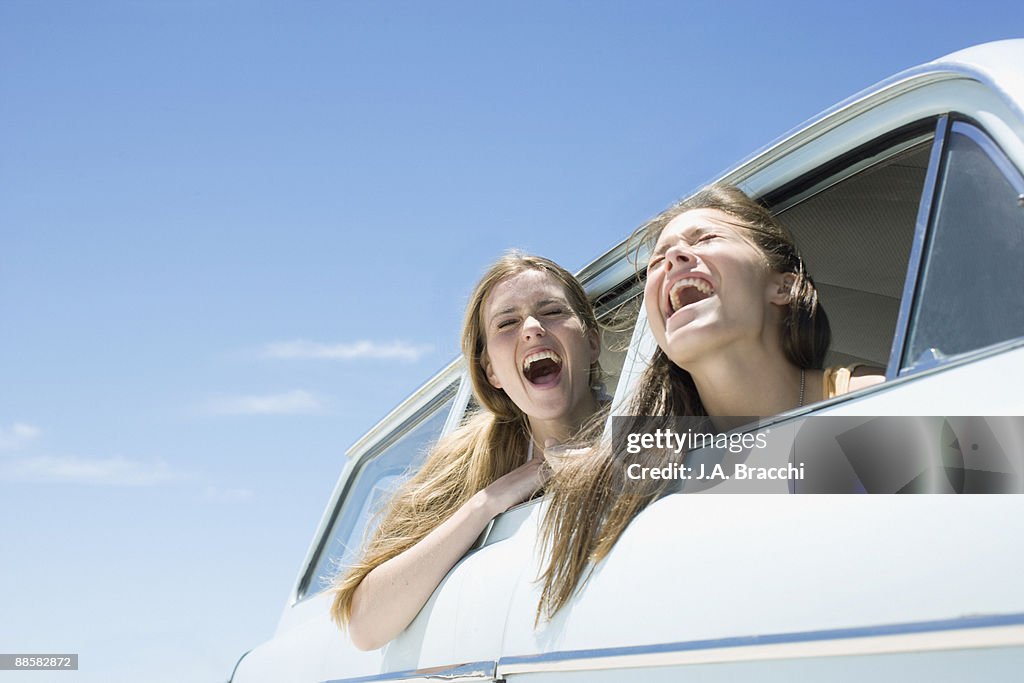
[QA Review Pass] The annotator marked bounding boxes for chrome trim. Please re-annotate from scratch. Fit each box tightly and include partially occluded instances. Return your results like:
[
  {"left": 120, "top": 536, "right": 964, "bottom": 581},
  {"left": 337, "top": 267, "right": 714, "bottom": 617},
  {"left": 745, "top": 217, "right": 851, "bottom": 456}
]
[
  {"left": 349, "top": 383, "right": 461, "bottom": 469},
  {"left": 770, "top": 130, "right": 935, "bottom": 215},
  {"left": 346, "top": 359, "right": 465, "bottom": 458},
  {"left": 729, "top": 74, "right": 949, "bottom": 184},
  {"left": 887, "top": 116, "right": 949, "bottom": 380},
  {"left": 322, "top": 660, "right": 496, "bottom": 683},
  {"left": 440, "top": 370, "right": 474, "bottom": 439},
  {"left": 951, "top": 120, "right": 1024, "bottom": 194},
  {"left": 497, "top": 613, "right": 1024, "bottom": 676}
]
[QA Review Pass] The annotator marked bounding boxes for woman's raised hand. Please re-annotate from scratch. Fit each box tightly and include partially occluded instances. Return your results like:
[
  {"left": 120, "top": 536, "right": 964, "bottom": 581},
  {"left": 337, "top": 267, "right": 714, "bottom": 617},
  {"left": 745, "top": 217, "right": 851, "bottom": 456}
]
[
  {"left": 481, "top": 451, "right": 550, "bottom": 514},
  {"left": 541, "top": 437, "right": 590, "bottom": 475}
]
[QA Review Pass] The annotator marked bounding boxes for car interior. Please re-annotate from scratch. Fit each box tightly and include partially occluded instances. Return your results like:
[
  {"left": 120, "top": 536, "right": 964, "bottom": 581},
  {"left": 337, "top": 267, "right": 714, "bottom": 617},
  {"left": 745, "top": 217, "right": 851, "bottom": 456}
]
[{"left": 767, "top": 127, "right": 934, "bottom": 371}]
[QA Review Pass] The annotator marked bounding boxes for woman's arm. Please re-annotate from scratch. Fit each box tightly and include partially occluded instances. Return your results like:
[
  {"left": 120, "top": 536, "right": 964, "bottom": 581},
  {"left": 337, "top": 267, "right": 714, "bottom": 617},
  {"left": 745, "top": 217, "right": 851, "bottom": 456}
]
[
  {"left": 849, "top": 365, "right": 886, "bottom": 392},
  {"left": 347, "top": 456, "right": 547, "bottom": 651}
]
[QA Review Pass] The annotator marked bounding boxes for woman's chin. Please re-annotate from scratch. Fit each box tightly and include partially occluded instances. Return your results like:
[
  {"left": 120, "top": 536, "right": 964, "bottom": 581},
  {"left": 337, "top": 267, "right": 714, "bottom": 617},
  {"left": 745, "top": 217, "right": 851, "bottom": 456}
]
[
  {"left": 660, "top": 327, "right": 716, "bottom": 365},
  {"left": 521, "top": 389, "right": 580, "bottom": 425}
]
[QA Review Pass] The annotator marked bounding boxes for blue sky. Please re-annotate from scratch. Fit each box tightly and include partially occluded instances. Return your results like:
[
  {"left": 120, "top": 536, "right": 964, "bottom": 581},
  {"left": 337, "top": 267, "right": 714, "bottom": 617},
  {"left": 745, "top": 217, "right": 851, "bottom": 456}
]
[{"left": 1, "top": 1, "right": 1019, "bottom": 680}]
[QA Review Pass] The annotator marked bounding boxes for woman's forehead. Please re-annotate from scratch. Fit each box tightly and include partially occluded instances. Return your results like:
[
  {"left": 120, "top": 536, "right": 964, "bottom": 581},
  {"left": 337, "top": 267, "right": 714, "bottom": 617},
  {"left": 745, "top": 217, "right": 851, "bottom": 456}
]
[
  {"left": 485, "top": 270, "right": 568, "bottom": 315},
  {"left": 658, "top": 208, "right": 743, "bottom": 242}
]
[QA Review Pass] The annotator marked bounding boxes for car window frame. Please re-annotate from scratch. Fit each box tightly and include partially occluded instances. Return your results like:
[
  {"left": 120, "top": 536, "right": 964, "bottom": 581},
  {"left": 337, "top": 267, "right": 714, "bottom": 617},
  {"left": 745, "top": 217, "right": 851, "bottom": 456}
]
[{"left": 294, "top": 373, "right": 462, "bottom": 603}]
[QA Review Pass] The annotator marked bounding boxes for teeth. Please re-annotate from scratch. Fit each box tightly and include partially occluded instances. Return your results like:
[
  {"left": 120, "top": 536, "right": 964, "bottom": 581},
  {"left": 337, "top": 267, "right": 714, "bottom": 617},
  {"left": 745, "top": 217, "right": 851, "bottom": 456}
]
[
  {"left": 669, "top": 277, "right": 714, "bottom": 312},
  {"left": 522, "top": 350, "right": 562, "bottom": 372}
]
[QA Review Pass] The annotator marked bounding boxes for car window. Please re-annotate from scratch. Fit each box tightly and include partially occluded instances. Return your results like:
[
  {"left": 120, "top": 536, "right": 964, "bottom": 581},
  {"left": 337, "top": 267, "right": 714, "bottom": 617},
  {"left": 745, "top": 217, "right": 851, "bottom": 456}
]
[
  {"left": 771, "top": 131, "right": 934, "bottom": 370},
  {"left": 903, "top": 121, "right": 1024, "bottom": 371},
  {"left": 301, "top": 387, "right": 457, "bottom": 599}
]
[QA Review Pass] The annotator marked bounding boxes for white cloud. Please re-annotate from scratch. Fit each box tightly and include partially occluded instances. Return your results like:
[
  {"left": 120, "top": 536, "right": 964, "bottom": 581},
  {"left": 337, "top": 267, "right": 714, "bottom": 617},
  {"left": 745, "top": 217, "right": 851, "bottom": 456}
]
[
  {"left": 0, "top": 455, "right": 180, "bottom": 486},
  {"left": 204, "top": 485, "right": 254, "bottom": 503},
  {"left": 0, "top": 422, "right": 41, "bottom": 452},
  {"left": 205, "top": 389, "right": 326, "bottom": 416},
  {"left": 261, "top": 339, "right": 432, "bottom": 362},
  {"left": 0, "top": 423, "right": 184, "bottom": 486}
]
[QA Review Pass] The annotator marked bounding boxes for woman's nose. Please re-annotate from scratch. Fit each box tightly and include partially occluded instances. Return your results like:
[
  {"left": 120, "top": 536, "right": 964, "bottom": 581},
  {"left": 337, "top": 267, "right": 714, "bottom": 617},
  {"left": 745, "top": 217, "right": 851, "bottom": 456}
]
[
  {"left": 664, "top": 243, "right": 695, "bottom": 271},
  {"left": 522, "top": 315, "right": 545, "bottom": 339}
]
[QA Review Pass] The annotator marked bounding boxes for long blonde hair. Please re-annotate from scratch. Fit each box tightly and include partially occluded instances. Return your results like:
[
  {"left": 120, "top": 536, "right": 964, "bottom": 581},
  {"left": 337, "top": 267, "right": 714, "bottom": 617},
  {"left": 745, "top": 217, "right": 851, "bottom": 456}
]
[
  {"left": 536, "top": 185, "right": 830, "bottom": 620},
  {"left": 330, "top": 251, "right": 602, "bottom": 627}
]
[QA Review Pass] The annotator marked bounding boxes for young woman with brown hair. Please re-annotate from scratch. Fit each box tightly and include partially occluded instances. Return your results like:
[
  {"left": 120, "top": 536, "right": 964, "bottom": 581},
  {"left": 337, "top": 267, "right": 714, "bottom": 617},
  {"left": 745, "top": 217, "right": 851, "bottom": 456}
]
[
  {"left": 331, "top": 252, "right": 606, "bottom": 650},
  {"left": 537, "top": 184, "right": 883, "bottom": 620}
]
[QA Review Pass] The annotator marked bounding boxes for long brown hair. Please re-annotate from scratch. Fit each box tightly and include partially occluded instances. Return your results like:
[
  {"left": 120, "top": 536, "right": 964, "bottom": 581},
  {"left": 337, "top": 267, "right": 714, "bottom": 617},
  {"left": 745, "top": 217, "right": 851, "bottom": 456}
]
[
  {"left": 330, "top": 251, "right": 602, "bottom": 627},
  {"left": 536, "top": 185, "right": 830, "bottom": 621}
]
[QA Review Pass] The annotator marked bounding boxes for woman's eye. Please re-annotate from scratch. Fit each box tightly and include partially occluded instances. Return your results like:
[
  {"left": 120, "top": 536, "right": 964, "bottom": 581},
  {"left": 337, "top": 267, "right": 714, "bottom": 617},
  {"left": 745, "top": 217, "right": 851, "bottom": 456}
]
[
  {"left": 543, "top": 308, "right": 565, "bottom": 316},
  {"left": 497, "top": 319, "right": 517, "bottom": 330},
  {"left": 647, "top": 256, "right": 664, "bottom": 271},
  {"left": 696, "top": 233, "right": 719, "bottom": 244}
]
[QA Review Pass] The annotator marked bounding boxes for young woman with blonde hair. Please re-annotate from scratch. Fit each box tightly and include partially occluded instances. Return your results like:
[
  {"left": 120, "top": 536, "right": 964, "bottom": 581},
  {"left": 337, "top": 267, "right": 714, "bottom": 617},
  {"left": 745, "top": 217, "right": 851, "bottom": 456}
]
[
  {"left": 537, "top": 184, "right": 884, "bottom": 620},
  {"left": 331, "top": 251, "right": 605, "bottom": 650}
]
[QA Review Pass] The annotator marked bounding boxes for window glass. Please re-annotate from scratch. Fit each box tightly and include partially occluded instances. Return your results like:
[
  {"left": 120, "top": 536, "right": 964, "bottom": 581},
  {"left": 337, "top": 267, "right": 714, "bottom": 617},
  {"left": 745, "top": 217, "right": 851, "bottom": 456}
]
[
  {"left": 904, "top": 126, "right": 1024, "bottom": 370},
  {"left": 304, "top": 391, "right": 455, "bottom": 598}
]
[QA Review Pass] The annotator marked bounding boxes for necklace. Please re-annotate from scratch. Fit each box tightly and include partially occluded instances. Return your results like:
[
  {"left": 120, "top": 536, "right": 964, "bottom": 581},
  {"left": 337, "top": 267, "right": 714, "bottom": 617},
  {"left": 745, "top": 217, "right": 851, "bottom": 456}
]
[{"left": 798, "top": 368, "right": 806, "bottom": 408}]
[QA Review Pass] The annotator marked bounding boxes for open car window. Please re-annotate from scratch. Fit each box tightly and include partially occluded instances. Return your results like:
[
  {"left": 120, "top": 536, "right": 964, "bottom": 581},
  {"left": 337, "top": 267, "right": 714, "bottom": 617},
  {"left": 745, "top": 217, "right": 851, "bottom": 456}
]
[
  {"left": 764, "top": 115, "right": 1024, "bottom": 392},
  {"left": 769, "top": 127, "right": 934, "bottom": 373}
]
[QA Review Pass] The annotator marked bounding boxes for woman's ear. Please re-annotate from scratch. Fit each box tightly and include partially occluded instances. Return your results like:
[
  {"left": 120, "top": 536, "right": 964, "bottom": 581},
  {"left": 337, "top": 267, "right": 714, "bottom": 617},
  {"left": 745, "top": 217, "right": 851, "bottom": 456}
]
[
  {"left": 768, "top": 272, "right": 797, "bottom": 306},
  {"left": 482, "top": 353, "right": 502, "bottom": 389},
  {"left": 588, "top": 328, "right": 602, "bottom": 365}
]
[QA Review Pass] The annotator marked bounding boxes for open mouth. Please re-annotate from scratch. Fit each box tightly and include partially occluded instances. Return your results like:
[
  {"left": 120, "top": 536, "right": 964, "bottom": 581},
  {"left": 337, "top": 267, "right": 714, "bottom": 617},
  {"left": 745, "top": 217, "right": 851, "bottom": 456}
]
[
  {"left": 522, "top": 349, "right": 563, "bottom": 386},
  {"left": 668, "top": 277, "right": 714, "bottom": 315}
]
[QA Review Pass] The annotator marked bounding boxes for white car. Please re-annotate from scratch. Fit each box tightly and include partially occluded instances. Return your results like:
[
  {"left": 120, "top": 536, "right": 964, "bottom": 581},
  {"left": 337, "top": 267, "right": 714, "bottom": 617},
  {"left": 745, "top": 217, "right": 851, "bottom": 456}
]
[{"left": 230, "top": 40, "right": 1024, "bottom": 683}]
